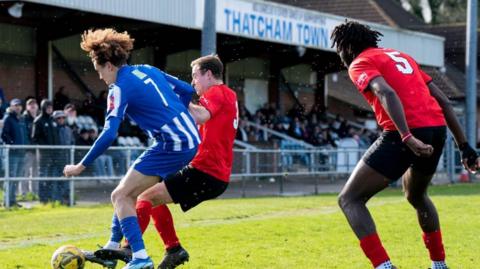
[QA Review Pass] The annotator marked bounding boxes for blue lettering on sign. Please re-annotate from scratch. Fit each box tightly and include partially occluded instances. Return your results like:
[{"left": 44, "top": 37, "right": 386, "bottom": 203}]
[
  {"left": 258, "top": 16, "right": 265, "bottom": 37},
  {"left": 223, "top": 8, "right": 328, "bottom": 48},
  {"left": 283, "top": 21, "right": 292, "bottom": 41},
  {"left": 296, "top": 22, "right": 329, "bottom": 48},
  {"left": 274, "top": 19, "right": 281, "bottom": 40},
  {"left": 242, "top": 13, "right": 250, "bottom": 34},
  {"left": 232, "top": 10, "right": 241, "bottom": 32},
  {"left": 224, "top": 9, "right": 231, "bottom": 31},
  {"left": 265, "top": 17, "right": 273, "bottom": 38}
]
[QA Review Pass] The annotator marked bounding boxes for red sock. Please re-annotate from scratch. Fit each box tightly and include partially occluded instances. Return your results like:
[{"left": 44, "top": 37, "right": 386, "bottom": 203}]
[
  {"left": 423, "top": 230, "right": 445, "bottom": 261},
  {"left": 360, "top": 233, "right": 390, "bottom": 267},
  {"left": 151, "top": 205, "right": 180, "bottom": 250},
  {"left": 136, "top": 200, "right": 153, "bottom": 234}
]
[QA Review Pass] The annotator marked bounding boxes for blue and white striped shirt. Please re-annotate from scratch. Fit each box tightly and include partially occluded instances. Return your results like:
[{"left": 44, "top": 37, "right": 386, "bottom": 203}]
[{"left": 80, "top": 64, "right": 200, "bottom": 166}]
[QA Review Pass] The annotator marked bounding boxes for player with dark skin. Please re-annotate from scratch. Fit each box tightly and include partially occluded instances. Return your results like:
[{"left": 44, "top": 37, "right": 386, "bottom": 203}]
[{"left": 331, "top": 21, "right": 480, "bottom": 269}]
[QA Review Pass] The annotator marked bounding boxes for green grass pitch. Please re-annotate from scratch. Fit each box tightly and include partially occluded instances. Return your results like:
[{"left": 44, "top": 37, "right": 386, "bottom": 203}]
[{"left": 0, "top": 184, "right": 479, "bottom": 268}]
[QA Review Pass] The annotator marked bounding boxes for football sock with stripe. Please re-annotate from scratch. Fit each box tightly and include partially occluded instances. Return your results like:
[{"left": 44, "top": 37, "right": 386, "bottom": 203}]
[
  {"left": 151, "top": 204, "right": 180, "bottom": 250},
  {"left": 423, "top": 230, "right": 446, "bottom": 269},
  {"left": 360, "top": 233, "right": 390, "bottom": 268},
  {"left": 375, "top": 260, "right": 394, "bottom": 269}
]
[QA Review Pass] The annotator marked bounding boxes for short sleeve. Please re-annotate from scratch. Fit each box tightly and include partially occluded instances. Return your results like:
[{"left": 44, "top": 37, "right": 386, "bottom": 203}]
[
  {"left": 199, "top": 86, "right": 223, "bottom": 117},
  {"left": 419, "top": 69, "right": 433, "bottom": 84},
  {"left": 106, "top": 83, "right": 128, "bottom": 120},
  {"left": 348, "top": 58, "right": 382, "bottom": 92}
]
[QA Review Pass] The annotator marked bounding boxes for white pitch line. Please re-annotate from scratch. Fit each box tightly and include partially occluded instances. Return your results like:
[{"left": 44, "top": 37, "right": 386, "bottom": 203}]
[{"left": 0, "top": 232, "right": 105, "bottom": 250}]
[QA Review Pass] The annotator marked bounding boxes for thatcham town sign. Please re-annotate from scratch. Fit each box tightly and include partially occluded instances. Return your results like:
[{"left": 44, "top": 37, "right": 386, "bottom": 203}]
[{"left": 216, "top": 0, "right": 336, "bottom": 50}]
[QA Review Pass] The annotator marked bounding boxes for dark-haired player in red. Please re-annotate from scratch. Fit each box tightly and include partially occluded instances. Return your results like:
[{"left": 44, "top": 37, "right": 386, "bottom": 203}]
[
  {"left": 99, "top": 54, "right": 238, "bottom": 269},
  {"left": 331, "top": 21, "right": 480, "bottom": 269}
]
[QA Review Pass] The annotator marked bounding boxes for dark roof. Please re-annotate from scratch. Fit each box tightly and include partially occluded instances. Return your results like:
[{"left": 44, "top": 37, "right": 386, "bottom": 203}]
[
  {"left": 270, "top": 0, "right": 426, "bottom": 28},
  {"left": 414, "top": 24, "right": 480, "bottom": 52},
  {"left": 372, "top": 0, "right": 426, "bottom": 28},
  {"left": 422, "top": 65, "right": 464, "bottom": 99}
]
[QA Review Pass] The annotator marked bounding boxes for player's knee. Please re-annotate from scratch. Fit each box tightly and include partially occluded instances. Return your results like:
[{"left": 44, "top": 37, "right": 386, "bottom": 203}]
[
  {"left": 405, "top": 191, "right": 425, "bottom": 207},
  {"left": 111, "top": 188, "right": 125, "bottom": 206},
  {"left": 338, "top": 192, "right": 352, "bottom": 210}
]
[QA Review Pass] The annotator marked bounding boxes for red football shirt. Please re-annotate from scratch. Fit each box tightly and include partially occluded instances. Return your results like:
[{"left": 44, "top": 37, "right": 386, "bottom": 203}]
[
  {"left": 348, "top": 47, "right": 445, "bottom": 131},
  {"left": 190, "top": 84, "right": 238, "bottom": 182}
]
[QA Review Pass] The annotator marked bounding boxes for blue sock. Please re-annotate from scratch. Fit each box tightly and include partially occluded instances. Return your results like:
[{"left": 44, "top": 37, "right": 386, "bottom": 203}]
[
  {"left": 119, "top": 216, "right": 146, "bottom": 254},
  {"left": 110, "top": 213, "right": 124, "bottom": 243}
]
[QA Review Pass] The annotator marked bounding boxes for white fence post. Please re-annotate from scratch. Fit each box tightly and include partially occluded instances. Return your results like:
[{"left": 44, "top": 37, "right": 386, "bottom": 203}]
[
  {"left": 4, "top": 146, "right": 10, "bottom": 209},
  {"left": 69, "top": 147, "right": 75, "bottom": 206}
]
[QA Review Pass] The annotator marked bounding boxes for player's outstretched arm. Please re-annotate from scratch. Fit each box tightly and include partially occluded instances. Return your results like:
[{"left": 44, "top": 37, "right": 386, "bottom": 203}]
[
  {"left": 63, "top": 117, "right": 121, "bottom": 177},
  {"left": 428, "top": 81, "right": 480, "bottom": 172},
  {"left": 188, "top": 103, "right": 211, "bottom": 124},
  {"left": 369, "top": 76, "right": 433, "bottom": 157}
]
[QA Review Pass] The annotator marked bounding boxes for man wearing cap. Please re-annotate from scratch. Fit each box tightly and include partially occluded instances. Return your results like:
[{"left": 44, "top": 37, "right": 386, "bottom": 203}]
[
  {"left": 1, "top": 98, "right": 28, "bottom": 207},
  {"left": 53, "top": 110, "right": 75, "bottom": 204}
]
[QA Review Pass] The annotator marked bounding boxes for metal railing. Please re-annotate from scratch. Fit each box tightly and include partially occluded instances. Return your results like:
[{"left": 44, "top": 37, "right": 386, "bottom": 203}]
[
  {"left": 242, "top": 120, "right": 316, "bottom": 149},
  {"left": 0, "top": 140, "right": 471, "bottom": 208}
]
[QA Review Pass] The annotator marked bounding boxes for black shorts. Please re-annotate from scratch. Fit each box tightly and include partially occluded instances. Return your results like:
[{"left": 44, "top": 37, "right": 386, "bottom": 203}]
[
  {"left": 163, "top": 166, "right": 228, "bottom": 212},
  {"left": 362, "top": 126, "right": 446, "bottom": 181}
]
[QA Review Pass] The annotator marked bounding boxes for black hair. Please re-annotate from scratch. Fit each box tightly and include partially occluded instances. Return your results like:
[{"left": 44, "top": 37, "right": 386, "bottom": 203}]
[{"left": 331, "top": 21, "right": 383, "bottom": 66}]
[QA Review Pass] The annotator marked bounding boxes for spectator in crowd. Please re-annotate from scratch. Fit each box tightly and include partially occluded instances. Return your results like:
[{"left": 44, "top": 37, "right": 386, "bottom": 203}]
[
  {"left": 95, "top": 90, "right": 108, "bottom": 126},
  {"left": 287, "top": 103, "right": 306, "bottom": 120},
  {"left": 53, "top": 86, "right": 70, "bottom": 111},
  {"left": 74, "top": 128, "right": 95, "bottom": 176},
  {"left": 239, "top": 103, "right": 252, "bottom": 121},
  {"left": 21, "top": 98, "right": 39, "bottom": 195},
  {"left": 0, "top": 97, "right": 4, "bottom": 120},
  {"left": 253, "top": 117, "right": 269, "bottom": 141},
  {"left": 81, "top": 92, "right": 97, "bottom": 122},
  {"left": 0, "top": 88, "right": 8, "bottom": 119},
  {"left": 288, "top": 117, "right": 305, "bottom": 140},
  {"left": 236, "top": 120, "right": 249, "bottom": 142},
  {"left": 23, "top": 98, "right": 38, "bottom": 139},
  {"left": 76, "top": 128, "right": 92, "bottom": 146},
  {"left": 309, "top": 126, "right": 323, "bottom": 146},
  {"left": 64, "top": 103, "right": 79, "bottom": 136},
  {"left": 337, "top": 118, "right": 350, "bottom": 138},
  {"left": 53, "top": 110, "right": 74, "bottom": 204},
  {"left": 32, "top": 99, "right": 58, "bottom": 203},
  {"left": 1, "top": 98, "right": 28, "bottom": 207},
  {"left": 273, "top": 122, "right": 288, "bottom": 136}
]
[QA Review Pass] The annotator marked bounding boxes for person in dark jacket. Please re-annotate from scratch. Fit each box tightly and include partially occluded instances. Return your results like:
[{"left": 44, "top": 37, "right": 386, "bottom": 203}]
[
  {"left": 52, "top": 110, "right": 74, "bottom": 204},
  {"left": 32, "top": 99, "right": 58, "bottom": 203},
  {"left": 1, "top": 98, "right": 28, "bottom": 206},
  {"left": 20, "top": 98, "right": 39, "bottom": 195}
]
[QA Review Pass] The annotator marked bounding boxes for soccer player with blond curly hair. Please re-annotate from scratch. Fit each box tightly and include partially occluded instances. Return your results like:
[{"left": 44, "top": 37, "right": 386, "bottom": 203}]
[{"left": 64, "top": 28, "right": 200, "bottom": 269}]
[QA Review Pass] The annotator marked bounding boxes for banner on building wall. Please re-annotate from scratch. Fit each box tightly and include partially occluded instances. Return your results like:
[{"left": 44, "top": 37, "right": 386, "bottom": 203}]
[
  {"left": 215, "top": 0, "right": 338, "bottom": 51},
  {"left": 194, "top": 0, "right": 443, "bottom": 67}
]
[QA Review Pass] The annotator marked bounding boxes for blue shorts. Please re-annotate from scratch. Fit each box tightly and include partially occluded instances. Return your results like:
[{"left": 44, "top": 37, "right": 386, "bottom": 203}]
[{"left": 132, "top": 144, "right": 197, "bottom": 179}]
